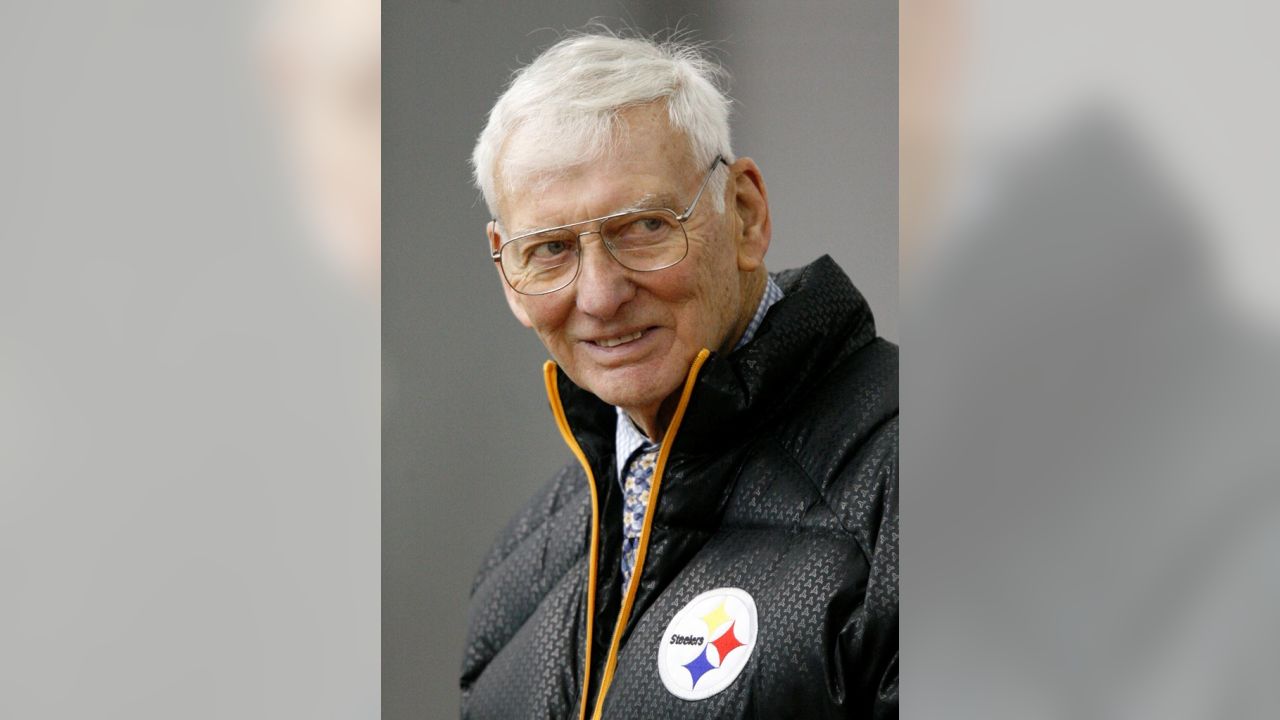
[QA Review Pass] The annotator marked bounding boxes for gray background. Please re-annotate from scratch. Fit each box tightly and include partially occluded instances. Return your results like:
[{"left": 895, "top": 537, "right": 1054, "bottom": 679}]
[
  {"left": 383, "top": 1, "right": 897, "bottom": 716},
  {"left": 1, "top": 2, "right": 379, "bottom": 717}
]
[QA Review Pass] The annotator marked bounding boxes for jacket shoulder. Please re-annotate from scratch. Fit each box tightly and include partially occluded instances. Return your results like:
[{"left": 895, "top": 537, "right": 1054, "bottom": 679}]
[{"left": 776, "top": 337, "right": 898, "bottom": 547}]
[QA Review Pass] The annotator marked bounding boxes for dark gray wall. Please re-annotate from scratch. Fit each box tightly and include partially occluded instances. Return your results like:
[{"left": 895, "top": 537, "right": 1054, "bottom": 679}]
[{"left": 383, "top": 2, "right": 897, "bottom": 716}]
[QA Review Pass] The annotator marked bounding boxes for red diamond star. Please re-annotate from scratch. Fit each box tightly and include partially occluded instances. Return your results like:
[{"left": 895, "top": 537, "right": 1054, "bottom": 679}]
[{"left": 709, "top": 620, "right": 745, "bottom": 665}]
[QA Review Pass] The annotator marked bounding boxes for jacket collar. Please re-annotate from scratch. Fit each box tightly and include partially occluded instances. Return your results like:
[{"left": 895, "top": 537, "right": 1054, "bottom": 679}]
[{"left": 553, "top": 255, "right": 876, "bottom": 479}]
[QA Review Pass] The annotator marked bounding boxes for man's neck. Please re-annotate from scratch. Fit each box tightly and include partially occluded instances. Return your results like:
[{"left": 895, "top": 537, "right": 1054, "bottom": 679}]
[
  {"left": 721, "top": 269, "right": 769, "bottom": 356},
  {"left": 625, "top": 396, "right": 677, "bottom": 443}
]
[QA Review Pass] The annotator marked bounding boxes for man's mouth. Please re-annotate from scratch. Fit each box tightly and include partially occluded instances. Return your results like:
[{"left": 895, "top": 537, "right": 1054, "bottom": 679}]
[{"left": 592, "top": 330, "right": 645, "bottom": 348}]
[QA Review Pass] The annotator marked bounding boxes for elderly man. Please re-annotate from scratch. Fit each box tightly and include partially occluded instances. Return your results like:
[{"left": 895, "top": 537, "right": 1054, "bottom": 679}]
[{"left": 460, "top": 33, "right": 898, "bottom": 719}]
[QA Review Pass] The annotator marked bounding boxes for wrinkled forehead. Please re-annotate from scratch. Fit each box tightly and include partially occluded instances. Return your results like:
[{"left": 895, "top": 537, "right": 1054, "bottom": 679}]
[{"left": 494, "top": 104, "right": 700, "bottom": 225}]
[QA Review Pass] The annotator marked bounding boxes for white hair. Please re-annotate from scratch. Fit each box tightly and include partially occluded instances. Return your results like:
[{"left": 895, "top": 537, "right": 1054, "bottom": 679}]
[{"left": 471, "top": 31, "right": 735, "bottom": 220}]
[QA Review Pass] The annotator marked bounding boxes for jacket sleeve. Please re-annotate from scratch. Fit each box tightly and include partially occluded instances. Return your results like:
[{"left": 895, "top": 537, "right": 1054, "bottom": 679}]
[{"left": 837, "top": 416, "right": 898, "bottom": 718}]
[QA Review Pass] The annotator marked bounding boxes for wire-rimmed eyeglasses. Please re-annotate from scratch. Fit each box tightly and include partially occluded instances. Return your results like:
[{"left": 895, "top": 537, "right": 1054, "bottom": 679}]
[{"left": 490, "top": 156, "right": 729, "bottom": 296}]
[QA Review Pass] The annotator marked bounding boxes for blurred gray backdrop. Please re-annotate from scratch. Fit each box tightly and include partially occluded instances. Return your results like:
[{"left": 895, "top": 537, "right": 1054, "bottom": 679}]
[
  {"left": 1, "top": 2, "right": 380, "bottom": 718},
  {"left": 383, "top": 1, "right": 897, "bottom": 716}
]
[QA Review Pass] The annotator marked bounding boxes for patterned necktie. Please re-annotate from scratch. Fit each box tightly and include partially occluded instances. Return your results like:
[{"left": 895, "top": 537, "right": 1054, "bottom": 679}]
[{"left": 620, "top": 445, "right": 660, "bottom": 588}]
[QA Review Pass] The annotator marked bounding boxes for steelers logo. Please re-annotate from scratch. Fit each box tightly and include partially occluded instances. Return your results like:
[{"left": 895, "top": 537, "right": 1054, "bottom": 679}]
[{"left": 657, "top": 587, "right": 758, "bottom": 700}]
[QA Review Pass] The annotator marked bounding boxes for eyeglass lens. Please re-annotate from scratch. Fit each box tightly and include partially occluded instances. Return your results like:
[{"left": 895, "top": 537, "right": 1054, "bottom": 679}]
[{"left": 499, "top": 209, "right": 688, "bottom": 295}]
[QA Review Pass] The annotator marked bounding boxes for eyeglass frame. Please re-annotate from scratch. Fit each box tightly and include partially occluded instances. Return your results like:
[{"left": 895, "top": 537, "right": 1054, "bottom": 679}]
[{"left": 489, "top": 155, "right": 730, "bottom": 296}]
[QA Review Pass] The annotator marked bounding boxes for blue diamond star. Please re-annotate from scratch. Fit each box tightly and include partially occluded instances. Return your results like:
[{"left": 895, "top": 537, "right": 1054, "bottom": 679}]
[{"left": 682, "top": 645, "right": 716, "bottom": 689}]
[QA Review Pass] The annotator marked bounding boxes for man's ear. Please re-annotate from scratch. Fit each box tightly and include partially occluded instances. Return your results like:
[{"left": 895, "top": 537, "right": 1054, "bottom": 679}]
[
  {"left": 729, "top": 157, "right": 771, "bottom": 272},
  {"left": 488, "top": 220, "right": 534, "bottom": 328}
]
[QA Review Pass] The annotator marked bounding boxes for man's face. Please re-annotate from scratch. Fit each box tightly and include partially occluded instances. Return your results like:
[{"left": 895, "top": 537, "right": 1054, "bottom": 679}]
[{"left": 492, "top": 104, "right": 748, "bottom": 423}]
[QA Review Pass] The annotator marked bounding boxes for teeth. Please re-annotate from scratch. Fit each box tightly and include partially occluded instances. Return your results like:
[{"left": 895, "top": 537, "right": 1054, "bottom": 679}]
[{"left": 596, "top": 330, "right": 643, "bottom": 348}]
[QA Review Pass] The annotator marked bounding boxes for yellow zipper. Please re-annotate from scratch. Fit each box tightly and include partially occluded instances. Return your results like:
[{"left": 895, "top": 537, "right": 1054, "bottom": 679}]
[
  {"left": 591, "top": 349, "right": 711, "bottom": 719},
  {"left": 544, "top": 349, "right": 712, "bottom": 720},
  {"left": 543, "top": 361, "right": 602, "bottom": 720}
]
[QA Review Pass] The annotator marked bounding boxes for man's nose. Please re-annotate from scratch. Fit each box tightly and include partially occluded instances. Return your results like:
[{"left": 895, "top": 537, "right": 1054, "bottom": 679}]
[{"left": 573, "top": 232, "right": 634, "bottom": 319}]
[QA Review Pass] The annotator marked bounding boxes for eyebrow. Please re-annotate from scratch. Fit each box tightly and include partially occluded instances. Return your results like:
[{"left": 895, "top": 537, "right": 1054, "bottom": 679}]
[
  {"left": 507, "top": 192, "right": 683, "bottom": 237},
  {"left": 620, "top": 192, "right": 680, "bottom": 213}
]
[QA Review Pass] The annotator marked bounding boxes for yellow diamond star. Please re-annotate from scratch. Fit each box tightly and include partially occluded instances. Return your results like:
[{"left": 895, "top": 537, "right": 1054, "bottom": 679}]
[{"left": 700, "top": 600, "right": 732, "bottom": 635}]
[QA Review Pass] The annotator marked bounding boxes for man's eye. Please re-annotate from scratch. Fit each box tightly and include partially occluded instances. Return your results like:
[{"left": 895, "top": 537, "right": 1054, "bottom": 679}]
[
  {"left": 529, "top": 240, "right": 569, "bottom": 259},
  {"left": 635, "top": 217, "right": 667, "bottom": 233},
  {"left": 616, "top": 216, "right": 671, "bottom": 240}
]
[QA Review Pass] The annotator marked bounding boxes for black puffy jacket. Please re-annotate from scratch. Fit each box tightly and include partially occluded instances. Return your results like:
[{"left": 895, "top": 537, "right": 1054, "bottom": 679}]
[{"left": 461, "top": 256, "right": 898, "bottom": 719}]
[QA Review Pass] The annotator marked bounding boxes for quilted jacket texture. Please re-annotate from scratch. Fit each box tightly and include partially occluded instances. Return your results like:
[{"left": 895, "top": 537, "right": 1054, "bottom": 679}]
[{"left": 460, "top": 256, "right": 899, "bottom": 719}]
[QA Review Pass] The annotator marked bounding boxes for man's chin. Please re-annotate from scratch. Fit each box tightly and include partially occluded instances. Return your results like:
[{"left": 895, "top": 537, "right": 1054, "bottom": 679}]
[
  {"left": 587, "top": 383, "right": 661, "bottom": 411},
  {"left": 579, "top": 369, "right": 675, "bottom": 413}
]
